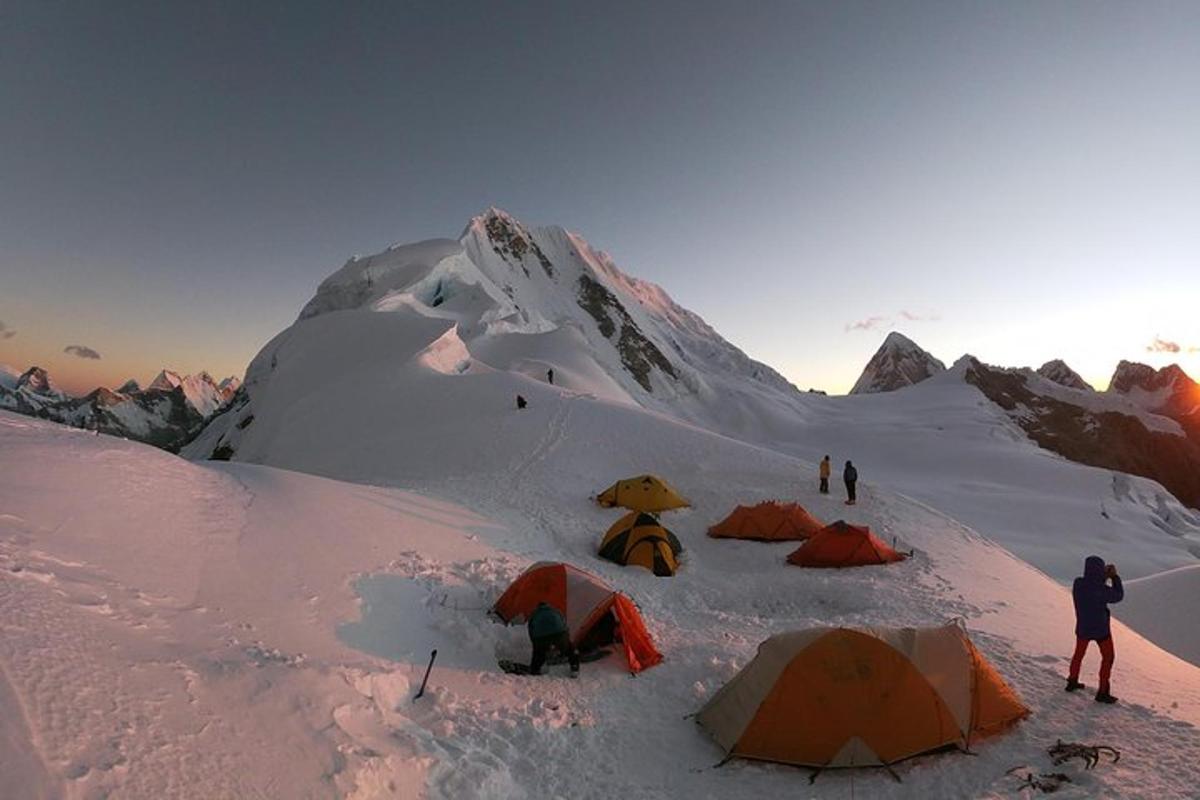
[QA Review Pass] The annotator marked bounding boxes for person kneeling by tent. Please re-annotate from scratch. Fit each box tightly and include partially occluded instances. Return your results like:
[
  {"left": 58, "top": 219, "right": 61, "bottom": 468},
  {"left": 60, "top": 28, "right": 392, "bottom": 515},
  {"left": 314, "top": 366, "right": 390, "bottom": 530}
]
[
  {"left": 1066, "top": 556, "right": 1123, "bottom": 704},
  {"left": 528, "top": 601, "right": 580, "bottom": 677}
]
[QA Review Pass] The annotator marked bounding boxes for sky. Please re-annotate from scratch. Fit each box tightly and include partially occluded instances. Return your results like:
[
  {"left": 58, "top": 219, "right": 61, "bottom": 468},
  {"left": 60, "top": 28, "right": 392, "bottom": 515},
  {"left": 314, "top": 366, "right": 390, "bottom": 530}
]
[{"left": 1, "top": 1, "right": 1197, "bottom": 396}]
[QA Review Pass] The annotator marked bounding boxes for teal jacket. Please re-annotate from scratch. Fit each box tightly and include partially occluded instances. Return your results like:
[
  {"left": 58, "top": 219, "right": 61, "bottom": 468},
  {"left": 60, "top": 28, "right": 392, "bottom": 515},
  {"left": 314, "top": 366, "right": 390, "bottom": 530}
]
[{"left": 528, "top": 603, "right": 568, "bottom": 639}]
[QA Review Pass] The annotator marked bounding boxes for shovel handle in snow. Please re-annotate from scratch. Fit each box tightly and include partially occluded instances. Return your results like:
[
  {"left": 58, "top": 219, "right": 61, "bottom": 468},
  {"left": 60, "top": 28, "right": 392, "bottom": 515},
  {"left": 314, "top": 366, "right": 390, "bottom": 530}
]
[{"left": 413, "top": 649, "right": 438, "bottom": 701}]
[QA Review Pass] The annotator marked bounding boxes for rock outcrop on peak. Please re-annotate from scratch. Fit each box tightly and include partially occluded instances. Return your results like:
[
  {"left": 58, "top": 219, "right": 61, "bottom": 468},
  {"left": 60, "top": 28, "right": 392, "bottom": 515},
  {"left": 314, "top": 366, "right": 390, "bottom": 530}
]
[
  {"left": 960, "top": 358, "right": 1200, "bottom": 509},
  {"left": 1036, "top": 359, "right": 1093, "bottom": 391}
]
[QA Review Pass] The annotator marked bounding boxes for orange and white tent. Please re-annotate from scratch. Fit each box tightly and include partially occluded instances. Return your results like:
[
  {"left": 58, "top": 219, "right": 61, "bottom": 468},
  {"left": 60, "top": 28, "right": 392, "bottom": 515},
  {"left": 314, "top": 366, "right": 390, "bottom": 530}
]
[
  {"left": 708, "top": 501, "right": 825, "bottom": 541},
  {"left": 696, "top": 623, "right": 1028, "bottom": 771},
  {"left": 786, "top": 520, "right": 906, "bottom": 567},
  {"left": 491, "top": 561, "right": 662, "bottom": 673}
]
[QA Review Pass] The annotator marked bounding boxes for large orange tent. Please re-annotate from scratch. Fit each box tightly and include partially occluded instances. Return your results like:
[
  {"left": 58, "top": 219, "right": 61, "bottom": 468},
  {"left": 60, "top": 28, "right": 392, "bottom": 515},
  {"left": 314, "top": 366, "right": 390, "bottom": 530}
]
[
  {"left": 491, "top": 561, "right": 662, "bottom": 673},
  {"left": 708, "top": 501, "right": 825, "bottom": 541},
  {"left": 786, "top": 520, "right": 907, "bottom": 567},
  {"left": 696, "top": 623, "right": 1028, "bottom": 774}
]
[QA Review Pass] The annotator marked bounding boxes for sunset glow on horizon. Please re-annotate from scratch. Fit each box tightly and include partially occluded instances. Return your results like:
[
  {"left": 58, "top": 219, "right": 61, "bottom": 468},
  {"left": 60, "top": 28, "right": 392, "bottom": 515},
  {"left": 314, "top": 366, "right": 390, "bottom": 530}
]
[{"left": 2, "top": 1, "right": 1198, "bottom": 397}]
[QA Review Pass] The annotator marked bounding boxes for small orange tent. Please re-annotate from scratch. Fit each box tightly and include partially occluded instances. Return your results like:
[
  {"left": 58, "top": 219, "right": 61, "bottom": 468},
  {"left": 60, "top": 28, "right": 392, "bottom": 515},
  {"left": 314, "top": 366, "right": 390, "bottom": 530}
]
[
  {"left": 491, "top": 561, "right": 662, "bottom": 673},
  {"left": 696, "top": 623, "right": 1028, "bottom": 772},
  {"left": 786, "top": 520, "right": 906, "bottom": 567},
  {"left": 708, "top": 501, "right": 825, "bottom": 541}
]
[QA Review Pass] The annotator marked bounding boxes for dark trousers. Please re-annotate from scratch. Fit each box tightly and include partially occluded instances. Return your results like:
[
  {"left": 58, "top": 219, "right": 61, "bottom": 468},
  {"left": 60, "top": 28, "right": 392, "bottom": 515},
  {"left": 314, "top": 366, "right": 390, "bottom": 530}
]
[
  {"left": 819, "top": 477, "right": 829, "bottom": 494},
  {"left": 1069, "top": 636, "right": 1115, "bottom": 693},
  {"left": 845, "top": 480, "right": 856, "bottom": 502},
  {"left": 530, "top": 632, "right": 579, "bottom": 675}
]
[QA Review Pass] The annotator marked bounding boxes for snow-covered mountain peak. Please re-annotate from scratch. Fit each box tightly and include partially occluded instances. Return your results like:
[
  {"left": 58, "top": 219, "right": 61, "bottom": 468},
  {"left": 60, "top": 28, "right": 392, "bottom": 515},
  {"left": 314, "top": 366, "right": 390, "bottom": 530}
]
[
  {"left": 1109, "top": 360, "right": 1199, "bottom": 418},
  {"left": 17, "top": 366, "right": 65, "bottom": 398},
  {"left": 850, "top": 331, "right": 946, "bottom": 394},
  {"left": 1036, "top": 359, "right": 1093, "bottom": 391},
  {"left": 254, "top": 209, "right": 802, "bottom": 430},
  {"left": 148, "top": 369, "right": 183, "bottom": 391}
]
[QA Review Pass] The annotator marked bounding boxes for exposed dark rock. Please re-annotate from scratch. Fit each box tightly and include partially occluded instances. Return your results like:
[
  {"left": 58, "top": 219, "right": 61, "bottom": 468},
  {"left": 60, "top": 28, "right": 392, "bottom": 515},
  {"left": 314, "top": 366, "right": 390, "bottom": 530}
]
[
  {"left": 962, "top": 358, "right": 1200, "bottom": 509},
  {"left": 576, "top": 274, "right": 677, "bottom": 392}
]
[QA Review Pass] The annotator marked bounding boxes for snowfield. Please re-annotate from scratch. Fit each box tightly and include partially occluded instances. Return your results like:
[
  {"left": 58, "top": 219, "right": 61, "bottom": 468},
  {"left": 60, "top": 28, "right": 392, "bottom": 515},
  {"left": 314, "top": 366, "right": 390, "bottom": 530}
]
[{"left": 3, "top": 405, "right": 1200, "bottom": 799}]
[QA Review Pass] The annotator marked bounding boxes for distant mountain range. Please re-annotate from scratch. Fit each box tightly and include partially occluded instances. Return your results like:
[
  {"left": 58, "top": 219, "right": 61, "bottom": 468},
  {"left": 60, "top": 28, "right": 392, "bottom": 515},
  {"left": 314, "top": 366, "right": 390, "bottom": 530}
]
[
  {"left": 849, "top": 333, "right": 1200, "bottom": 508},
  {"left": 0, "top": 364, "right": 240, "bottom": 451}
]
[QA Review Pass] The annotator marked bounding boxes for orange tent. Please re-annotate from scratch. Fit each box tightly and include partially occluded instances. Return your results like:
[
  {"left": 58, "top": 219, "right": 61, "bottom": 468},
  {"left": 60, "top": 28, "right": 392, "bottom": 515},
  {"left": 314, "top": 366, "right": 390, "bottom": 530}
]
[
  {"left": 491, "top": 561, "right": 662, "bottom": 673},
  {"left": 786, "top": 520, "right": 906, "bottom": 567},
  {"left": 697, "top": 623, "right": 1028, "bottom": 772},
  {"left": 708, "top": 501, "right": 825, "bottom": 541}
]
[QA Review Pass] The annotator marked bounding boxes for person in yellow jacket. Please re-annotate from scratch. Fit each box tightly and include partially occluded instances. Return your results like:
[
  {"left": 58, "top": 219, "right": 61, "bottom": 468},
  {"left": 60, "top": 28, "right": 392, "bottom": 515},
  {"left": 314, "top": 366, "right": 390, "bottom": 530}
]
[{"left": 818, "top": 455, "right": 831, "bottom": 494}]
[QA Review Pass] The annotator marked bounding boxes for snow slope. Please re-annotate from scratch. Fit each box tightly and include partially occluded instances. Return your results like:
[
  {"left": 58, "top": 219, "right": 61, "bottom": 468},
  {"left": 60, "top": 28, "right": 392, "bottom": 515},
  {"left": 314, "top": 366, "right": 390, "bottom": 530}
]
[
  {"left": 1119, "top": 565, "right": 1200, "bottom": 667},
  {"left": 7, "top": 392, "right": 1200, "bottom": 799},
  {"left": 189, "top": 212, "right": 1200, "bottom": 590}
]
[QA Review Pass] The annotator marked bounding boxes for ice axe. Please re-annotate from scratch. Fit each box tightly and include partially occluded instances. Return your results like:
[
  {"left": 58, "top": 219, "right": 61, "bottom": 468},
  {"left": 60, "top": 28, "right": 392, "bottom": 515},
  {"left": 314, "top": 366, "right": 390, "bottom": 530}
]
[{"left": 413, "top": 649, "right": 438, "bottom": 701}]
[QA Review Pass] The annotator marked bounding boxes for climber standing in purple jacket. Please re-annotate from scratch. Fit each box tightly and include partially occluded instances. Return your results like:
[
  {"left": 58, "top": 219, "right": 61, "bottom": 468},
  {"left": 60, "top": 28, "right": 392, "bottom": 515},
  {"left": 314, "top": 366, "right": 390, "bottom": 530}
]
[{"left": 1066, "top": 555, "right": 1124, "bottom": 704}]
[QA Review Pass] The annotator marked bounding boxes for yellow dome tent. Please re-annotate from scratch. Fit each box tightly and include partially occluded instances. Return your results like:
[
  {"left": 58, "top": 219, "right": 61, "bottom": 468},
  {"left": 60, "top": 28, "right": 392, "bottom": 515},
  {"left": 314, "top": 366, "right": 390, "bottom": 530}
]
[
  {"left": 595, "top": 475, "right": 689, "bottom": 513},
  {"left": 696, "top": 623, "right": 1028, "bottom": 776},
  {"left": 598, "top": 511, "right": 683, "bottom": 576}
]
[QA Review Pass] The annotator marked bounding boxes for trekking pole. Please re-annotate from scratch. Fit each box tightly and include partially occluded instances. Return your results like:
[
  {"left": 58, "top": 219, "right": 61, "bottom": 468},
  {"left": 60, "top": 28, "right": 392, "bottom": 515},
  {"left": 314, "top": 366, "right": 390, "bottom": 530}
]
[{"left": 413, "top": 649, "right": 438, "bottom": 701}]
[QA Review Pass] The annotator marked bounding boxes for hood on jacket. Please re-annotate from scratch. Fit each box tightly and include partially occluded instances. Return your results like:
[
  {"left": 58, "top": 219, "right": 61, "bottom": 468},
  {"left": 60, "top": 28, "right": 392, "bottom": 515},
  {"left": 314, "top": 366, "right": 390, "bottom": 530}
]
[{"left": 1083, "top": 555, "right": 1106, "bottom": 581}]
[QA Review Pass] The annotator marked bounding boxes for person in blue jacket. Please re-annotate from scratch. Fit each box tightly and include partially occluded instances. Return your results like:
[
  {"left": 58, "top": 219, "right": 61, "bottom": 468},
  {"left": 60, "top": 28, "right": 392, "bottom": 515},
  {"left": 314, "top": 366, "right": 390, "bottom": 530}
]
[
  {"left": 843, "top": 460, "right": 858, "bottom": 505},
  {"left": 1066, "top": 555, "right": 1124, "bottom": 703},
  {"left": 527, "top": 602, "right": 579, "bottom": 677}
]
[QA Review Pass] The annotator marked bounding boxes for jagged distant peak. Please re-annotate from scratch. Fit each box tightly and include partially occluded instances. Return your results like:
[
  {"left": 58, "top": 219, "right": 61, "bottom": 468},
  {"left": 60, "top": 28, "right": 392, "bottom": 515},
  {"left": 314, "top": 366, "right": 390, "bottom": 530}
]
[
  {"left": 850, "top": 331, "right": 946, "bottom": 395},
  {"left": 1111, "top": 360, "right": 1196, "bottom": 394},
  {"left": 1037, "top": 359, "right": 1094, "bottom": 392},
  {"left": 17, "top": 366, "right": 63, "bottom": 397},
  {"left": 117, "top": 379, "right": 141, "bottom": 394},
  {"left": 149, "top": 369, "right": 184, "bottom": 391}
]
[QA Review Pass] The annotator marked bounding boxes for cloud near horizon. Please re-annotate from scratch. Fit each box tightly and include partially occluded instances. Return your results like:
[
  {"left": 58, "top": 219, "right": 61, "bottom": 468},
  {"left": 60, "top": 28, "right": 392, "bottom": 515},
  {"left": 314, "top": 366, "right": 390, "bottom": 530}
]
[
  {"left": 846, "top": 311, "right": 941, "bottom": 332},
  {"left": 900, "top": 310, "right": 942, "bottom": 322},
  {"left": 0, "top": 320, "right": 15, "bottom": 339},
  {"left": 63, "top": 344, "right": 102, "bottom": 360},
  {"left": 1146, "top": 336, "right": 1199, "bottom": 355},
  {"left": 845, "top": 315, "right": 887, "bottom": 332}
]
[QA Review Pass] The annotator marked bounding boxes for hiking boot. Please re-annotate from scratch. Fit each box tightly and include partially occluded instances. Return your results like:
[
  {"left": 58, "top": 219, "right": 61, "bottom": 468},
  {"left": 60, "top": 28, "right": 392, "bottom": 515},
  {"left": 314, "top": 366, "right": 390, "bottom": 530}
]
[
  {"left": 1065, "top": 679, "right": 1086, "bottom": 692},
  {"left": 569, "top": 667, "right": 579, "bottom": 679},
  {"left": 1094, "top": 691, "right": 1118, "bottom": 704}
]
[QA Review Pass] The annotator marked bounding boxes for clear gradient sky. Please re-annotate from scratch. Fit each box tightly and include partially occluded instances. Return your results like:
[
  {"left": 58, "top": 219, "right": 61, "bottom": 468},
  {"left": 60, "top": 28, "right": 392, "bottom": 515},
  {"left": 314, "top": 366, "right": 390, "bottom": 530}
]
[{"left": 2, "top": 1, "right": 1197, "bottom": 396}]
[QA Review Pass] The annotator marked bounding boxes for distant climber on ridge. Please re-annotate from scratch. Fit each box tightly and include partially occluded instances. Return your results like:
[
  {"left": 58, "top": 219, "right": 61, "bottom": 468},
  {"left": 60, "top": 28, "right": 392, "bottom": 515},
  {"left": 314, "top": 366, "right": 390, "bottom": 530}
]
[
  {"left": 546, "top": 368, "right": 555, "bottom": 385},
  {"left": 526, "top": 601, "right": 579, "bottom": 677},
  {"left": 819, "top": 455, "right": 831, "bottom": 495},
  {"left": 1066, "top": 556, "right": 1124, "bottom": 704},
  {"left": 516, "top": 394, "right": 527, "bottom": 410},
  {"left": 843, "top": 460, "right": 858, "bottom": 505}
]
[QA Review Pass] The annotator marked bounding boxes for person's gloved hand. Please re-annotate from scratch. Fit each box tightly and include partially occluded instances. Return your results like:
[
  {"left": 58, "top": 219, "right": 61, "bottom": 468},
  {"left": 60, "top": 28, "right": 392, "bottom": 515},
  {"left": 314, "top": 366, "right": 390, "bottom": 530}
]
[{"left": 1105, "top": 563, "right": 1118, "bottom": 579}]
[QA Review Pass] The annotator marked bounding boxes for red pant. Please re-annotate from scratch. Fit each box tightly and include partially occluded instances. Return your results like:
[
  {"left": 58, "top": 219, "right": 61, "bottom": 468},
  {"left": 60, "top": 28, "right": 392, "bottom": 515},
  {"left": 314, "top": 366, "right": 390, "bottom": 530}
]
[{"left": 1069, "top": 636, "right": 1114, "bottom": 693}]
